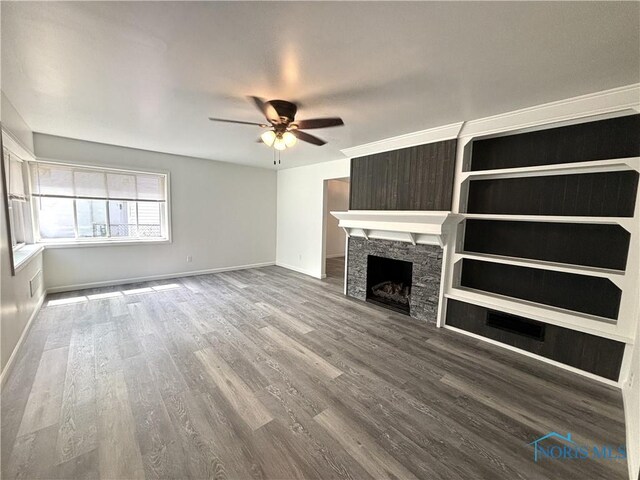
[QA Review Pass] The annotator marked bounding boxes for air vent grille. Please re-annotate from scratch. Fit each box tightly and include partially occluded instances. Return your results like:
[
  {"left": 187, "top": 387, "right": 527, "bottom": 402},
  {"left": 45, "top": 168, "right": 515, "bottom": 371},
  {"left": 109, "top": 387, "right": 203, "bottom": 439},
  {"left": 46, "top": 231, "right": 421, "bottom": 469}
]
[{"left": 30, "top": 270, "right": 43, "bottom": 298}]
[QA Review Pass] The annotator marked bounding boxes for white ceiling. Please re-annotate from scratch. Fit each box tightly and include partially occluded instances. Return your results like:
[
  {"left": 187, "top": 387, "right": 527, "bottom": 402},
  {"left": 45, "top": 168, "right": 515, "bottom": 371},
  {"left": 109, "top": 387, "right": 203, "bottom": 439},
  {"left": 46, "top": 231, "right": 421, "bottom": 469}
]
[{"left": 1, "top": 2, "right": 639, "bottom": 169}]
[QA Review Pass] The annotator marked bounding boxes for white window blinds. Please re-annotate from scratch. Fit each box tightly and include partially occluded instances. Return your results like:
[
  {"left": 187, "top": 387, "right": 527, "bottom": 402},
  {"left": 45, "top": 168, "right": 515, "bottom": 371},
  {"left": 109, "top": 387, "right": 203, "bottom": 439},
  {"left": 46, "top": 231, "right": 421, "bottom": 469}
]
[
  {"left": 3, "top": 148, "right": 27, "bottom": 201},
  {"left": 30, "top": 163, "right": 166, "bottom": 202}
]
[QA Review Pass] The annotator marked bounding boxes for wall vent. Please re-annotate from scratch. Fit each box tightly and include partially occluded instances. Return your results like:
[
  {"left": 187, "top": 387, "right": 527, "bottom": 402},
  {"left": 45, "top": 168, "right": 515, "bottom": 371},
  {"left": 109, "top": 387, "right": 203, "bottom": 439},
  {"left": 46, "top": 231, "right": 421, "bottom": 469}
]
[{"left": 30, "top": 270, "right": 43, "bottom": 298}]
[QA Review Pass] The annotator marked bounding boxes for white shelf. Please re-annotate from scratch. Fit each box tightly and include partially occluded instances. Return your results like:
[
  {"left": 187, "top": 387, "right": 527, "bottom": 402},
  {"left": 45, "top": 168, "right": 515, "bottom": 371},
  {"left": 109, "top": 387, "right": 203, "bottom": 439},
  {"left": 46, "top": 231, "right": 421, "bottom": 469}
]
[
  {"left": 455, "top": 251, "right": 625, "bottom": 284},
  {"left": 444, "top": 287, "right": 633, "bottom": 344},
  {"left": 460, "top": 157, "right": 640, "bottom": 181},
  {"left": 460, "top": 213, "right": 634, "bottom": 231}
]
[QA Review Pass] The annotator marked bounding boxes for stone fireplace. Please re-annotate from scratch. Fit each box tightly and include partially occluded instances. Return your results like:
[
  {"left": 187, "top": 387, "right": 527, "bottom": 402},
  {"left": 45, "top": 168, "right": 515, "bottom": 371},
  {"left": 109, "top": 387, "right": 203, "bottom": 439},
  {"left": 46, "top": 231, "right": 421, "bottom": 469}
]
[
  {"left": 347, "top": 237, "right": 443, "bottom": 323},
  {"left": 331, "top": 210, "right": 460, "bottom": 325}
]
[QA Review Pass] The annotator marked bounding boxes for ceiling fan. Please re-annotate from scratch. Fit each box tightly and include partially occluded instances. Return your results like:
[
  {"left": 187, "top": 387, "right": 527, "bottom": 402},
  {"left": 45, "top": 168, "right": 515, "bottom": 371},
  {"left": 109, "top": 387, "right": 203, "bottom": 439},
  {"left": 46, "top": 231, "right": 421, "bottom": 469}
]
[{"left": 209, "top": 97, "right": 344, "bottom": 150}]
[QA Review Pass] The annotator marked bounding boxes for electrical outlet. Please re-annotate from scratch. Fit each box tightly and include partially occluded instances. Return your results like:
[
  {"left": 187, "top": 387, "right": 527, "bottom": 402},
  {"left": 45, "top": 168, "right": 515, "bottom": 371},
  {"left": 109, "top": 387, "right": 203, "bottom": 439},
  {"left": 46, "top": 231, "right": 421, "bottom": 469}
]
[
  {"left": 629, "top": 372, "right": 634, "bottom": 388},
  {"left": 186, "top": 255, "right": 193, "bottom": 263}
]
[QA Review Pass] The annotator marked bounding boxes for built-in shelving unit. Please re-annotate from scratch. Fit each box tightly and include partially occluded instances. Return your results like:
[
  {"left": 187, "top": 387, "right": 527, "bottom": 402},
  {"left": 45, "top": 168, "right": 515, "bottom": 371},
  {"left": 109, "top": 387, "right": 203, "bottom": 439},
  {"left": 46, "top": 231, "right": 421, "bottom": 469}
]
[{"left": 443, "top": 113, "right": 640, "bottom": 383}]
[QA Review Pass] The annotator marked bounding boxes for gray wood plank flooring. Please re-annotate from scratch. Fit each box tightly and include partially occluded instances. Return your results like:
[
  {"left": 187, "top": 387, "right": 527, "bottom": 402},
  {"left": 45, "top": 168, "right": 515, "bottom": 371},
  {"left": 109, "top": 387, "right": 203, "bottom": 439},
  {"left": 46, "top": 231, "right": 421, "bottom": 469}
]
[{"left": 1, "top": 258, "right": 628, "bottom": 479}]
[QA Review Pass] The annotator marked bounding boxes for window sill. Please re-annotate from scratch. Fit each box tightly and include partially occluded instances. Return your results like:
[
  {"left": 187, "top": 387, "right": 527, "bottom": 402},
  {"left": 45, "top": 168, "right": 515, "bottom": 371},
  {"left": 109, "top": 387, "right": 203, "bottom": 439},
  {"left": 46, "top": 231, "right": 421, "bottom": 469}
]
[
  {"left": 39, "top": 238, "right": 171, "bottom": 249},
  {"left": 14, "top": 244, "right": 44, "bottom": 272}
]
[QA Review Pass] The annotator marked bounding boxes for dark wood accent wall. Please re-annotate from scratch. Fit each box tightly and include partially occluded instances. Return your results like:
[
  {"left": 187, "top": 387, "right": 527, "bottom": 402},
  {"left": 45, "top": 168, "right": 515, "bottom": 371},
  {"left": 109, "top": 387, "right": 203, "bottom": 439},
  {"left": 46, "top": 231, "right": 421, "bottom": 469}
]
[
  {"left": 349, "top": 139, "right": 457, "bottom": 210},
  {"left": 460, "top": 259, "right": 622, "bottom": 319},
  {"left": 470, "top": 114, "right": 640, "bottom": 171},
  {"left": 445, "top": 299, "right": 625, "bottom": 380},
  {"left": 466, "top": 171, "right": 639, "bottom": 217},
  {"left": 463, "top": 220, "right": 631, "bottom": 271}
]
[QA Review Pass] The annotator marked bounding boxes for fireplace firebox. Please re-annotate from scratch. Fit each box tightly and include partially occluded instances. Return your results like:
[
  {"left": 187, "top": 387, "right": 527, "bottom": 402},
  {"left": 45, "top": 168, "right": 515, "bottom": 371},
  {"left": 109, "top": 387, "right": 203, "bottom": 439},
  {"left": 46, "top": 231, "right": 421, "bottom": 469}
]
[{"left": 366, "top": 255, "right": 413, "bottom": 315}]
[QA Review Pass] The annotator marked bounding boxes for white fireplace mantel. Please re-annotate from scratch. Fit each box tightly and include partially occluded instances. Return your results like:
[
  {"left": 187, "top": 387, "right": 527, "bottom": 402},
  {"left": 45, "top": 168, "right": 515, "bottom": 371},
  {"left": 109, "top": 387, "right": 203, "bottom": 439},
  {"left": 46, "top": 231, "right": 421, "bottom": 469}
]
[{"left": 330, "top": 210, "right": 463, "bottom": 247}]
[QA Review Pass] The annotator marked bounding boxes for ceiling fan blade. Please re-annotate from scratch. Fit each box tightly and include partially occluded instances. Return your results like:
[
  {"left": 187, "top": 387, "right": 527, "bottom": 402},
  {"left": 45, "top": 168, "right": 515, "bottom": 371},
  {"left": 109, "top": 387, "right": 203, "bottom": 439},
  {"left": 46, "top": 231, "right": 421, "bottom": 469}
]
[
  {"left": 249, "top": 96, "right": 281, "bottom": 124},
  {"left": 292, "top": 130, "right": 326, "bottom": 146},
  {"left": 209, "top": 117, "right": 268, "bottom": 127},
  {"left": 295, "top": 117, "right": 344, "bottom": 130}
]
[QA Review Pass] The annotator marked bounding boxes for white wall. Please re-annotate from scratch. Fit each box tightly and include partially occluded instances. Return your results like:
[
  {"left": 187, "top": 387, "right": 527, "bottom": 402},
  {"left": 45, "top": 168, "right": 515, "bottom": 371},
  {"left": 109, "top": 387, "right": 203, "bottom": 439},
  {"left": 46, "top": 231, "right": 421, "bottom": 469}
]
[
  {"left": 1, "top": 92, "right": 45, "bottom": 375},
  {"left": 276, "top": 158, "right": 349, "bottom": 278},
  {"left": 34, "top": 134, "right": 277, "bottom": 291},
  {"left": 325, "top": 179, "right": 349, "bottom": 258},
  {"left": 0, "top": 225, "right": 43, "bottom": 374}
]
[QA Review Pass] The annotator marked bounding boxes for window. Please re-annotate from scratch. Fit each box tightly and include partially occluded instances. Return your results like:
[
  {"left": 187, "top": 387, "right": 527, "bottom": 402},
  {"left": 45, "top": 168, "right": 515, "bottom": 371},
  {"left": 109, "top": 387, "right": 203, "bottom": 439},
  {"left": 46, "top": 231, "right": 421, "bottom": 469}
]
[
  {"left": 9, "top": 199, "right": 27, "bottom": 247},
  {"left": 3, "top": 147, "right": 29, "bottom": 249},
  {"left": 30, "top": 162, "right": 168, "bottom": 243}
]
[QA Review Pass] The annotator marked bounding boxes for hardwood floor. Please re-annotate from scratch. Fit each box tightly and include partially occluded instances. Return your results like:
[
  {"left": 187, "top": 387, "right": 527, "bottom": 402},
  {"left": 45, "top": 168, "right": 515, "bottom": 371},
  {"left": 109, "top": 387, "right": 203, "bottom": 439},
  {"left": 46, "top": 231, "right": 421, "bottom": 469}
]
[
  {"left": 324, "top": 256, "right": 345, "bottom": 290},
  {"left": 1, "top": 263, "right": 627, "bottom": 479}
]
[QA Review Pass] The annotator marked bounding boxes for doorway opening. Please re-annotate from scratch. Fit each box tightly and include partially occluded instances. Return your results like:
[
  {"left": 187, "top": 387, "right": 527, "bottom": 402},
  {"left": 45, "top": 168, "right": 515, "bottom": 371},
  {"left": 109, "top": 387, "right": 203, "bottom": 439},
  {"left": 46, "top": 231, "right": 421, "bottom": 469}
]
[{"left": 322, "top": 177, "right": 350, "bottom": 291}]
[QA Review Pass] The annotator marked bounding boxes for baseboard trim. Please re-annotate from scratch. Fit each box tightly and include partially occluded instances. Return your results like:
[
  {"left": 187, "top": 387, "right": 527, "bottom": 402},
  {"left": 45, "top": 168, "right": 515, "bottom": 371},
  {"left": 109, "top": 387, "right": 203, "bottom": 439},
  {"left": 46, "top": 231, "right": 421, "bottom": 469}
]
[
  {"left": 443, "top": 325, "right": 620, "bottom": 388},
  {"left": 46, "top": 261, "right": 276, "bottom": 294},
  {"left": 0, "top": 292, "right": 46, "bottom": 388},
  {"left": 275, "top": 262, "right": 323, "bottom": 279}
]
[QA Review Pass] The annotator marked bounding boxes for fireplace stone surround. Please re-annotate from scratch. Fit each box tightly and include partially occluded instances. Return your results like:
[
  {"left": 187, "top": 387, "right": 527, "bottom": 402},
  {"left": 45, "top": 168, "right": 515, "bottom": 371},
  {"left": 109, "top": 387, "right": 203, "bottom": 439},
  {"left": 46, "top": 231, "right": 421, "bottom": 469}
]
[{"left": 346, "top": 237, "right": 443, "bottom": 324}]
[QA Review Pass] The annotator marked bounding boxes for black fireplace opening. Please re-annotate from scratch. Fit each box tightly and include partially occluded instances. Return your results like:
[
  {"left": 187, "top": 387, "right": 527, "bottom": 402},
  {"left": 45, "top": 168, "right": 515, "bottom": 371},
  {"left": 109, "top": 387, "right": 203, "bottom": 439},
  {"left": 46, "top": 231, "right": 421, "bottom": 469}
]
[{"left": 366, "top": 255, "right": 413, "bottom": 315}]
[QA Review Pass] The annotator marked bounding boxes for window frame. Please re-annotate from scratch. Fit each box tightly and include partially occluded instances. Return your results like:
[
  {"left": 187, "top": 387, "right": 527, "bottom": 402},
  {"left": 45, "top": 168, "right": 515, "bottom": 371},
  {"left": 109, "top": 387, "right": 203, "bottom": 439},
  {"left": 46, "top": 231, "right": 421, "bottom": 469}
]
[
  {"left": 8, "top": 198, "right": 27, "bottom": 250},
  {"left": 30, "top": 160, "right": 171, "bottom": 246},
  {"left": 1, "top": 130, "right": 40, "bottom": 275}
]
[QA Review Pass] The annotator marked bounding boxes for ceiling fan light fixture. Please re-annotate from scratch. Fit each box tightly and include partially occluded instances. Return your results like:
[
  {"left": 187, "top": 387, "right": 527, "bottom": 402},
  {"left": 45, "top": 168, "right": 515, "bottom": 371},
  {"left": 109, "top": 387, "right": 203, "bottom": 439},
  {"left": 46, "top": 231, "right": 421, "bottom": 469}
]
[
  {"left": 209, "top": 97, "right": 344, "bottom": 156},
  {"left": 260, "top": 130, "right": 276, "bottom": 146},
  {"left": 282, "top": 131, "right": 297, "bottom": 148},
  {"left": 273, "top": 135, "right": 287, "bottom": 151}
]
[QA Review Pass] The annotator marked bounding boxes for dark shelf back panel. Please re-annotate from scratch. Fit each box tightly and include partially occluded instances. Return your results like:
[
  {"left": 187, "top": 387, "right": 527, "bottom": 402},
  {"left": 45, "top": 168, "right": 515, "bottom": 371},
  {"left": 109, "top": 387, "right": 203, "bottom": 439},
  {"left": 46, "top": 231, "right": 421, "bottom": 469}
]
[
  {"left": 463, "top": 220, "right": 631, "bottom": 270},
  {"left": 445, "top": 299, "right": 625, "bottom": 380},
  {"left": 466, "top": 171, "right": 639, "bottom": 217},
  {"left": 470, "top": 114, "right": 640, "bottom": 171},
  {"left": 349, "top": 139, "right": 457, "bottom": 210},
  {"left": 460, "top": 259, "right": 622, "bottom": 319}
]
